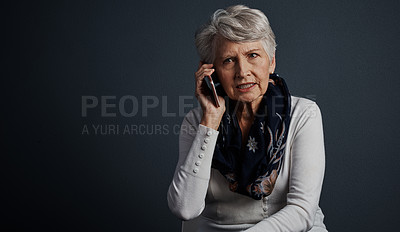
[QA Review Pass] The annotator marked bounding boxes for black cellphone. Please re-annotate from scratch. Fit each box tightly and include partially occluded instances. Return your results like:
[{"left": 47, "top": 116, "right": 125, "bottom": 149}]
[{"left": 204, "top": 73, "right": 222, "bottom": 107}]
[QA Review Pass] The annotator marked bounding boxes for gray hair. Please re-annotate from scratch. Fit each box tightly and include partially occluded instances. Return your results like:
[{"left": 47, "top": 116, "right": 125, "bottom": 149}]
[{"left": 195, "top": 5, "right": 276, "bottom": 63}]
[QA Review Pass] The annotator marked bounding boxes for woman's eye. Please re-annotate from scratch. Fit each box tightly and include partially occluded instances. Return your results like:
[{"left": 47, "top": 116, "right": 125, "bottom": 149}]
[
  {"left": 249, "top": 53, "right": 259, "bottom": 58},
  {"left": 223, "top": 58, "right": 233, "bottom": 64}
]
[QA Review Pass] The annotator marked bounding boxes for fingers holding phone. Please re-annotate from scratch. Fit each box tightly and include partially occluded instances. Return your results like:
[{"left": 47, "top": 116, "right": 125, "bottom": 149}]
[
  {"left": 195, "top": 63, "right": 215, "bottom": 100},
  {"left": 203, "top": 75, "right": 220, "bottom": 107},
  {"left": 195, "top": 63, "right": 226, "bottom": 130}
]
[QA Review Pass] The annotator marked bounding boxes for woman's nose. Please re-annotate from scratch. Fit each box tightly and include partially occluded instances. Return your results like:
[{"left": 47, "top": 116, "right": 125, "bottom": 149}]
[{"left": 235, "top": 60, "right": 250, "bottom": 78}]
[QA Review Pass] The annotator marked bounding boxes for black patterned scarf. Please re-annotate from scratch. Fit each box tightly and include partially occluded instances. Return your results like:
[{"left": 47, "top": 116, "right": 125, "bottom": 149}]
[{"left": 212, "top": 73, "right": 291, "bottom": 200}]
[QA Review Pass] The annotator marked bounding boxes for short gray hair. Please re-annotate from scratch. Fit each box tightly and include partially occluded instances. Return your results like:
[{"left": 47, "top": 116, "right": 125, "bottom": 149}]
[{"left": 195, "top": 5, "right": 276, "bottom": 63}]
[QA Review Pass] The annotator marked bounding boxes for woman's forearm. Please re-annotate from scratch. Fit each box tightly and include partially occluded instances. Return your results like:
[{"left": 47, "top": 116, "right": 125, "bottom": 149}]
[{"left": 167, "top": 110, "right": 219, "bottom": 220}]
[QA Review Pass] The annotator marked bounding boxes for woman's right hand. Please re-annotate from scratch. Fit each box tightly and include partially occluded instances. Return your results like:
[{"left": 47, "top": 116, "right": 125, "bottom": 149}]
[{"left": 195, "top": 63, "right": 226, "bottom": 130}]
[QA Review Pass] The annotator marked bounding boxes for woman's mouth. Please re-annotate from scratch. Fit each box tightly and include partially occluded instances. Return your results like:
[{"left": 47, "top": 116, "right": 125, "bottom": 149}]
[{"left": 237, "top": 83, "right": 256, "bottom": 92}]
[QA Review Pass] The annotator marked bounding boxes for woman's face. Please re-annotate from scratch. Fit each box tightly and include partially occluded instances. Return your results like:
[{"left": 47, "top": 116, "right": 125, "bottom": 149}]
[{"left": 214, "top": 37, "right": 275, "bottom": 105}]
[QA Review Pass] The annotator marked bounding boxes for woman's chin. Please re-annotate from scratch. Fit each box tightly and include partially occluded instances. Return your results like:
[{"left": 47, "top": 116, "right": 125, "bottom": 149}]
[
  {"left": 236, "top": 96, "right": 259, "bottom": 104},
  {"left": 226, "top": 91, "right": 263, "bottom": 104},
  {"left": 234, "top": 91, "right": 259, "bottom": 101}
]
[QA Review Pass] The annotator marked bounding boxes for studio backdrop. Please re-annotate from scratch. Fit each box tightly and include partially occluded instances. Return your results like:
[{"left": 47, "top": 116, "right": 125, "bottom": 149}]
[{"left": 4, "top": 0, "right": 400, "bottom": 231}]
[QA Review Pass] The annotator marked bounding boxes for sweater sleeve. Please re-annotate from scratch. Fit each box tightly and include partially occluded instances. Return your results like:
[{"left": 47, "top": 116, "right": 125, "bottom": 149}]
[
  {"left": 167, "top": 108, "right": 219, "bottom": 221},
  {"left": 244, "top": 102, "right": 326, "bottom": 232}
]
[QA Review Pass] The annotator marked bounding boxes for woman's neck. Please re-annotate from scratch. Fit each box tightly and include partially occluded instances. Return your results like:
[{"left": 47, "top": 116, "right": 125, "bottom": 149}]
[
  {"left": 234, "top": 97, "right": 262, "bottom": 145},
  {"left": 235, "top": 96, "right": 262, "bottom": 122}
]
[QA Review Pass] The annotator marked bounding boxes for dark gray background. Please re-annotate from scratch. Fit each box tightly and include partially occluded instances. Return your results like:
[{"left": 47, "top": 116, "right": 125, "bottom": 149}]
[{"left": 3, "top": 0, "right": 400, "bottom": 231}]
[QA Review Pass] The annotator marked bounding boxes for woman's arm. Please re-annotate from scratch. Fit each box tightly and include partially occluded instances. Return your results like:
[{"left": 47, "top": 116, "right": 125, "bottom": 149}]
[
  {"left": 244, "top": 102, "right": 326, "bottom": 232},
  {"left": 168, "top": 62, "right": 225, "bottom": 220},
  {"left": 167, "top": 108, "right": 219, "bottom": 220}
]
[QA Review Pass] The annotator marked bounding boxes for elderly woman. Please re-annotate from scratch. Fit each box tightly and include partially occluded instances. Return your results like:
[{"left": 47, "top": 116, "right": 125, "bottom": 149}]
[{"left": 167, "top": 5, "right": 327, "bottom": 232}]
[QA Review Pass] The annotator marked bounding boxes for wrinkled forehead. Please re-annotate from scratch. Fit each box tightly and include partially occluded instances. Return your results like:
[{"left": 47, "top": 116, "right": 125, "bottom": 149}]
[{"left": 214, "top": 37, "right": 265, "bottom": 59}]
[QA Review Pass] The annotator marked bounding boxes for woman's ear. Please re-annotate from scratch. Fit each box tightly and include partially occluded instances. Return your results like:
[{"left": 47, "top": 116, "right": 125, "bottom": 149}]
[{"left": 269, "top": 55, "right": 276, "bottom": 74}]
